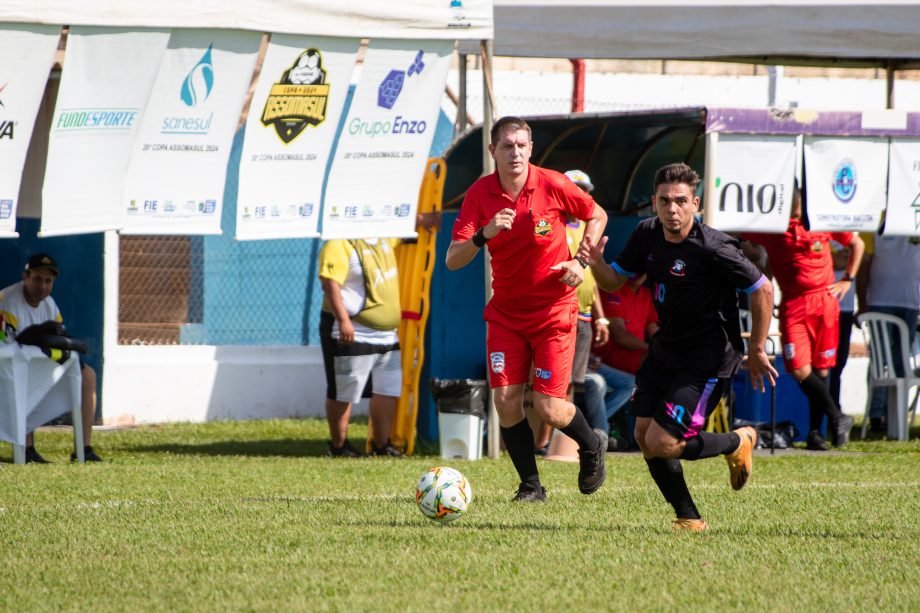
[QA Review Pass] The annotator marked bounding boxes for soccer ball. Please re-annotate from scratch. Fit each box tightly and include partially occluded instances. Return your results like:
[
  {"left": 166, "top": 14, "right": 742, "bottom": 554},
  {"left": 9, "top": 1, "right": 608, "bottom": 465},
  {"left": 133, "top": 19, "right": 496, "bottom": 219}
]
[{"left": 415, "top": 467, "right": 472, "bottom": 523}]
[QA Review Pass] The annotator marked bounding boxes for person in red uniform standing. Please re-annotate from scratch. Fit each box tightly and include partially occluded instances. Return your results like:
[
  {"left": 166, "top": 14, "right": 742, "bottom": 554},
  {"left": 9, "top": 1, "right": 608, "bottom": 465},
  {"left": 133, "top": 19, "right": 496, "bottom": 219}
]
[
  {"left": 743, "top": 186, "right": 864, "bottom": 449},
  {"left": 446, "top": 116, "right": 609, "bottom": 502}
]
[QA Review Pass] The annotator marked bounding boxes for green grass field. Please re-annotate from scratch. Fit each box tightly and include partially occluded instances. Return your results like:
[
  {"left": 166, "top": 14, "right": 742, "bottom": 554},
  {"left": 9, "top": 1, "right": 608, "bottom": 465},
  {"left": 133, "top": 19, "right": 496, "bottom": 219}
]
[{"left": 2, "top": 418, "right": 919, "bottom": 611}]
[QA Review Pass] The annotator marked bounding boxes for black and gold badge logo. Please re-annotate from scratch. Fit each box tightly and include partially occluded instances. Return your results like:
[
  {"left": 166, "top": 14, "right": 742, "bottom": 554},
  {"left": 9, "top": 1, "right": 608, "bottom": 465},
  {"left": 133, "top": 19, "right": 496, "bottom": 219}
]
[
  {"left": 261, "top": 48, "right": 330, "bottom": 144},
  {"left": 534, "top": 219, "right": 552, "bottom": 236}
]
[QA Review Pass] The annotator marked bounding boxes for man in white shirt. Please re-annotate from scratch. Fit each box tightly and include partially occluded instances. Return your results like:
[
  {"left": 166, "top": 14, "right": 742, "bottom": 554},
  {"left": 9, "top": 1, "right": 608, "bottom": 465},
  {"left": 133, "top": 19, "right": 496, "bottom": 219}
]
[{"left": 0, "top": 253, "right": 103, "bottom": 463}]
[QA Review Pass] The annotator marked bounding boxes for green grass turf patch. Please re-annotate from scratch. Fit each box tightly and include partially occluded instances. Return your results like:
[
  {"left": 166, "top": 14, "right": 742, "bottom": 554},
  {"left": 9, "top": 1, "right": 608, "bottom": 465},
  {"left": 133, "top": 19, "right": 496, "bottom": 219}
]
[{"left": 2, "top": 418, "right": 919, "bottom": 611}]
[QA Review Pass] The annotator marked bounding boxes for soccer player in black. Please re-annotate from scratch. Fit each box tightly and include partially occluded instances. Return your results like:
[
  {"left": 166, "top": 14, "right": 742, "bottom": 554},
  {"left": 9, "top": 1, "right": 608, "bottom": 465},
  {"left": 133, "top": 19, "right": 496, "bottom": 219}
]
[{"left": 580, "top": 163, "right": 777, "bottom": 531}]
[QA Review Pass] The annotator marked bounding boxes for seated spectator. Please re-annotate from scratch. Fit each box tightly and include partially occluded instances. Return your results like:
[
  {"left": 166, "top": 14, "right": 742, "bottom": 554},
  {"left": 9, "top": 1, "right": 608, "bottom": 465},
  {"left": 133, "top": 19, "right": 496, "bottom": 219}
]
[{"left": 0, "top": 253, "right": 103, "bottom": 463}]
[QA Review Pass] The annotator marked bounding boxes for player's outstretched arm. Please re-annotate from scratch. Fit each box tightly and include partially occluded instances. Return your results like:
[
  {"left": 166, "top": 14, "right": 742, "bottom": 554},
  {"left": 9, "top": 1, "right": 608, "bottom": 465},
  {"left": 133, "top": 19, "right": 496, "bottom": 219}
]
[
  {"left": 445, "top": 207, "right": 515, "bottom": 271},
  {"left": 746, "top": 280, "right": 778, "bottom": 392},
  {"left": 579, "top": 234, "right": 628, "bottom": 292}
]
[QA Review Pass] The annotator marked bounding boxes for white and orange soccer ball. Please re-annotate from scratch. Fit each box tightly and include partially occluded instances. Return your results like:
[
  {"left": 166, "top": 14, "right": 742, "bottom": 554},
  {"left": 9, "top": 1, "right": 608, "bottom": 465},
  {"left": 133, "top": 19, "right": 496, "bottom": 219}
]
[{"left": 415, "top": 467, "right": 472, "bottom": 523}]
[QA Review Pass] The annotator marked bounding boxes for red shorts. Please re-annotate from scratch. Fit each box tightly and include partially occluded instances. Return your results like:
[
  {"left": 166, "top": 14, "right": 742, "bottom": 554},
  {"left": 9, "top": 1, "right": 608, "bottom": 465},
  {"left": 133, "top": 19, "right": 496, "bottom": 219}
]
[
  {"left": 485, "top": 299, "right": 577, "bottom": 398},
  {"left": 779, "top": 291, "right": 839, "bottom": 371}
]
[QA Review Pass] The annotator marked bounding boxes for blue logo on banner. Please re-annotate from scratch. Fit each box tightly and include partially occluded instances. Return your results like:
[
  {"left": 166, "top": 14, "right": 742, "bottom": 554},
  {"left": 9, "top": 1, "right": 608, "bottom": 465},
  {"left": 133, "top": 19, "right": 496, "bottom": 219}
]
[
  {"left": 832, "top": 159, "right": 857, "bottom": 203},
  {"left": 181, "top": 45, "right": 215, "bottom": 107},
  {"left": 0, "top": 199, "right": 11, "bottom": 219},
  {"left": 377, "top": 51, "right": 425, "bottom": 109}
]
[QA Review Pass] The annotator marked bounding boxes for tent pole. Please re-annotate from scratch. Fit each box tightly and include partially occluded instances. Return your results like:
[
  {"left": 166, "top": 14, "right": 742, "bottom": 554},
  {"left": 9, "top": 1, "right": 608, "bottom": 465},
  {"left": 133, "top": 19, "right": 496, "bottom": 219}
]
[
  {"left": 480, "top": 39, "right": 500, "bottom": 460},
  {"left": 886, "top": 60, "right": 895, "bottom": 109},
  {"left": 458, "top": 53, "right": 468, "bottom": 135}
]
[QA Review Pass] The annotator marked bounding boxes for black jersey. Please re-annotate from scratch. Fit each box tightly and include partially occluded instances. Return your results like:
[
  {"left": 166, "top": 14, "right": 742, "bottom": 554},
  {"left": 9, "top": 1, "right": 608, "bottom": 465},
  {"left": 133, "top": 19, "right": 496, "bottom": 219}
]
[{"left": 612, "top": 217, "right": 765, "bottom": 377}]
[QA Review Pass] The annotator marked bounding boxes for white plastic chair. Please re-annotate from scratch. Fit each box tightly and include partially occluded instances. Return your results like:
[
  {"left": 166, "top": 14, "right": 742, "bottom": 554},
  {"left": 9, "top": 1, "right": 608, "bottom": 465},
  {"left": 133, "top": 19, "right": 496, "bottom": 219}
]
[{"left": 857, "top": 312, "right": 920, "bottom": 441}]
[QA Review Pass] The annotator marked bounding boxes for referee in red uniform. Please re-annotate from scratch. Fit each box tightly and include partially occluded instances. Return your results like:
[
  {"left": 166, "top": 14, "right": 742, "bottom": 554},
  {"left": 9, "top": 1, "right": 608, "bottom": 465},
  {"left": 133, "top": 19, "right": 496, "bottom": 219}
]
[{"left": 446, "top": 116, "right": 609, "bottom": 502}]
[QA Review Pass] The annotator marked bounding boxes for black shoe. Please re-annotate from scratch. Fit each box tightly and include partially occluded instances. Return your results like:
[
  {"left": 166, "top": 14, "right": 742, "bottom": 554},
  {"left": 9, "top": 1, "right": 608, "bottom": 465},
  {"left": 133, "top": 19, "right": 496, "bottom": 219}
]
[
  {"left": 25, "top": 446, "right": 50, "bottom": 464},
  {"left": 832, "top": 415, "right": 854, "bottom": 447},
  {"left": 870, "top": 416, "right": 886, "bottom": 433},
  {"left": 512, "top": 484, "right": 547, "bottom": 502},
  {"left": 71, "top": 446, "right": 103, "bottom": 462},
  {"left": 326, "top": 440, "right": 363, "bottom": 458},
  {"left": 805, "top": 430, "right": 830, "bottom": 451},
  {"left": 577, "top": 428, "right": 608, "bottom": 494},
  {"left": 534, "top": 443, "right": 549, "bottom": 457},
  {"left": 370, "top": 440, "right": 403, "bottom": 457}
]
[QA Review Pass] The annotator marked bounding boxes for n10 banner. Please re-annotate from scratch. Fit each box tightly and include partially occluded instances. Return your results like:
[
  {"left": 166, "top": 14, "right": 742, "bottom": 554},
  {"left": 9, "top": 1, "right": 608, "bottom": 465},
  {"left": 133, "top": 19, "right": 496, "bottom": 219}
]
[
  {"left": 121, "top": 29, "right": 261, "bottom": 235},
  {"left": 42, "top": 26, "right": 169, "bottom": 237},
  {"left": 885, "top": 138, "right": 920, "bottom": 236},
  {"left": 804, "top": 136, "right": 887, "bottom": 232},
  {"left": 703, "top": 133, "right": 796, "bottom": 233},
  {"left": 0, "top": 24, "right": 60, "bottom": 238},
  {"left": 236, "top": 34, "right": 359, "bottom": 240},
  {"left": 321, "top": 38, "right": 452, "bottom": 240}
]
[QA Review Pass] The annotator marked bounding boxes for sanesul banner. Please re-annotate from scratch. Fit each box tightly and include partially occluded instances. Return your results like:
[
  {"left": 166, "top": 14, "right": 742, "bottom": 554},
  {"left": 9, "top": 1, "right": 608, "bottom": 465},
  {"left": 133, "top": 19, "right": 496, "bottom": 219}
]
[
  {"left": 321, "top": 38, "right": 452, "bottom": 240},
  {"left": 885, "top": 138, "right": 920, "bottom": 236},
  {"left": 703, "top": 133, "right": 797, "bottom": 233},
  {"left": 41, "top": 26, "right": 169, "bottom": 237},
  {"left": 804, "top": 136, "right": 887, "bottom": 232},
  {"left": 236, "top": 35, "right": 359, "bottom": 240},
  {"left": 0, "top": 23, "right": 59, "bottom": 238},
  {"left": 121, "top": 28, "right": 260, "bottom": 235}
]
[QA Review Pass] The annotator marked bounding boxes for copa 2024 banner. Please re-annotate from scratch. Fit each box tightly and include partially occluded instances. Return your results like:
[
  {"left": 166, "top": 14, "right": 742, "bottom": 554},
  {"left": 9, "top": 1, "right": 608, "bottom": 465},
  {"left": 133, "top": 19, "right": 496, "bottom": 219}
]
[
  {"left": 320, "top": 39, "right": 452, "bottom": 240},
  {"left": 121, "top": 29, "right": 260, "bottom": 235},
  {"left": 235, "top": 34, "right": 359, "bottom": 240},
  {"left": 0, "top": 24, "right": 59, "bottom": 238},
  {"left": 42, "top": 26, "right": 169, "bottom": 237}
]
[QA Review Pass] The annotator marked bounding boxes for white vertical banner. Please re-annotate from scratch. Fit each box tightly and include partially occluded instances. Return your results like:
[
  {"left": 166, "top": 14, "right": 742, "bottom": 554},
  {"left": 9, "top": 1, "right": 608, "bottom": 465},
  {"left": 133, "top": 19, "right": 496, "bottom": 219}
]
[
  {"left": 321, "top": 39, "right": 452, "bottom": 239},
  {"left": 885, "top": 139, "right": 920, "bottom": 236},
  {"left": 0, "top": 24, "right": 59, "bottom": 238},
  {"left": 121, "top": 29, "right": 261, "bottom": 235},
  {"left": 703, "top": 133, "right": 797, "bottom": 233},
  {"left": 804, "top": 136, "right": 888, "bottom": 232},
  {"left": 236, "top": 35, "right": 359, "bottom": 240},
  {"left": 41, "top": 27, "right": 169, "bottom": 237}
]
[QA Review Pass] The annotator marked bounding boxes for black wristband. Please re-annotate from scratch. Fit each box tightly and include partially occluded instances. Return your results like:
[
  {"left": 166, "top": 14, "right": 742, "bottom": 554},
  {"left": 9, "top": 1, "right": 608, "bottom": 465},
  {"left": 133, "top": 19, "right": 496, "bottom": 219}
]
[
  {"left": 472, "top": 227, "right": 489, "bottom": 248},
  {"left": 573, "top": 255, "right": 588, "bottom": 269}
]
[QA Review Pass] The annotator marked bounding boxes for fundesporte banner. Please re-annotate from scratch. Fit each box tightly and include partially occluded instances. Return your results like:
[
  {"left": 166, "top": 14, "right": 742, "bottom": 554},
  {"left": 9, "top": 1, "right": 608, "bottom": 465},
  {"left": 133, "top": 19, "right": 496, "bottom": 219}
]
[
  {"left": 321, "top": 39, "right": 452, "bottom": 239},
  {"left": 885, "top": 139, "right": 920, "bottom": 236},
  {"left": 0, "top": 24, "right": 59, "bottom": 238},
  {"left": 704, "top": 134, "right": 797, "bottom": 233},
  {"left": 121, "top": 29, "right": 260, "bottom": 235},
  {"left": 41, "top": 26, "right": 169, "bottom": 237},
  {"left": 804, "top": 136, "right": 887, "bottom": 232},
  {"left": 236, "top": 35, "right": 359, "bottom": 240}
]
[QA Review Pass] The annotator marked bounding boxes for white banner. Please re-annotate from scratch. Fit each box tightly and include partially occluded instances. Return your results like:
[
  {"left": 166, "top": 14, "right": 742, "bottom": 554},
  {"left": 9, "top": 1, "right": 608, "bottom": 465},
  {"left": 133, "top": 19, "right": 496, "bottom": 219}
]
[
  {"left": 121, "top": 29, "right": 261, "bottom": 235},
  {"left": 885, "top": 139, "right": 920, "bottom": 236},
  {"left": 321, "top": 39, "right": 451, "bottom": 239},
  {"left": 0, "top": 24, "right": 59, "bottom": 238},
  {"left": 41, "top": 27, "right": 169, "bottom": 237},
  {"left": 704, "top": 133, "right": 797, "bottom": 233},
  {"left": 236, "top": 35, "right": 359, "bottom": 240},
  {"left": 804, "top": 136, "right": 887, "bottom": 232}
]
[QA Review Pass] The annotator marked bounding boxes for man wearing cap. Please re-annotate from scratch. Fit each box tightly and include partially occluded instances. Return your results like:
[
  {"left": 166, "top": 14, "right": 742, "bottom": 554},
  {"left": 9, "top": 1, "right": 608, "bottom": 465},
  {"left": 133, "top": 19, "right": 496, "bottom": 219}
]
[
  {"left": 446, "top": 116, "right": 609, "bottom": 502},
  {"left": 0, "top": 253, "right": 103, "bottom": 463}
]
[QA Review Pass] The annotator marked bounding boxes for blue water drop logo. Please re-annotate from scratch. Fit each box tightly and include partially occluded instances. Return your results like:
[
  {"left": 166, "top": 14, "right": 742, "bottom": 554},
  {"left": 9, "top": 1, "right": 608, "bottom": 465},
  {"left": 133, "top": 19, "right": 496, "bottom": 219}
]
[{"left": 180, "top": 44, "right": 214, "bottom": 107}]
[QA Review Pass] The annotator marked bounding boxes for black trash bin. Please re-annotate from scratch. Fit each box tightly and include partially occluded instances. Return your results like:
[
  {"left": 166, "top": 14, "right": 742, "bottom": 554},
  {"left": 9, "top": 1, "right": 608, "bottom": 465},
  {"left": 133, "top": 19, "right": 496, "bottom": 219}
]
[{"left": 429, "top": 379, "right": 487, "bottom": 459}]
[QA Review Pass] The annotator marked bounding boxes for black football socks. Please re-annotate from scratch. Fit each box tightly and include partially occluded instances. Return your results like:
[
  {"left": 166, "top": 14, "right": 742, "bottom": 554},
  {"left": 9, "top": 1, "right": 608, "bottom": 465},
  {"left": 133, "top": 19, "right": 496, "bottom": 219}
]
[
  {"left": 560, "top": 407, "right": 596, "bottom": 449},
  {"left": 645, "top": 457, "right": 700, "bottom": 520},
  {"left": 679, "top": 431, "right": 741, "bottom": 461},
  {"left": 500, "top": 419, "right": 541, "bottom": 490},
  {"left": 798, "top": 372, "right": 842, "bottom": 431}
]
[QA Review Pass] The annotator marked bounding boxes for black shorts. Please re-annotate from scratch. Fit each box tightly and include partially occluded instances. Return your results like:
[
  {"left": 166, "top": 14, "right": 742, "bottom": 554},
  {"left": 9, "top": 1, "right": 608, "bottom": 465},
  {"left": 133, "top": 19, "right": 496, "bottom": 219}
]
[
  {"left": 629, "top": 351, "right": 726, "bottom": 440},
  {"left": 319, "top": 311, "right": 375, "bottom": 402}
]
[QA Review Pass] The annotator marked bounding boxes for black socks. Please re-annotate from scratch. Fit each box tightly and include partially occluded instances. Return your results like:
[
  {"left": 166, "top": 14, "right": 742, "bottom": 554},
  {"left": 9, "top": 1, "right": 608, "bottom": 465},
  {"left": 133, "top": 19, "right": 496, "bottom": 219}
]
[
  {"left": 500, "top": 419, "right": 541, "bottom": 489},
  {"left": 645, "top": 457, "right": 700, "bottom": 519},
  {"left": 560, "top": 407, "right": 596, "bottom": 449},
  {"left": 679, "top": 431, "right": 741, "bottom": 461},
  {"left": 798, "top": 371, "right": 841, "bottom": 431}
]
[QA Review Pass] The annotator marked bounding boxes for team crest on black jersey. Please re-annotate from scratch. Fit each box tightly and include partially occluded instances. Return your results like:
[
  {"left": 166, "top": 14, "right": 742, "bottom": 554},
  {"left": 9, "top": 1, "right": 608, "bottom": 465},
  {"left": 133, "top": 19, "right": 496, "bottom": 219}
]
[
  {"left": 669, "top": 259, "right": 687, "bottom": 277},
  {"left": 261, "top": 48, "right": 330, "bottom": 144},
  {"left": 534, "top": 219, "right": 552, "bottom": 236}
]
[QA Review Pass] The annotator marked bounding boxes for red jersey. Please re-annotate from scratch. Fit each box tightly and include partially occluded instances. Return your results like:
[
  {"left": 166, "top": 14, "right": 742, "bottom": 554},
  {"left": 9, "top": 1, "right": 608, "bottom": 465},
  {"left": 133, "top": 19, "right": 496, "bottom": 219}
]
[
  {"left": 599, "top": 283, "right": 658, "bottom": 374},
  {"left": 453, "top": 164, "right": 595, "bottom": 317},
  {"left": 744, "top": 219, "right": 853, "bottom": 300}
]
